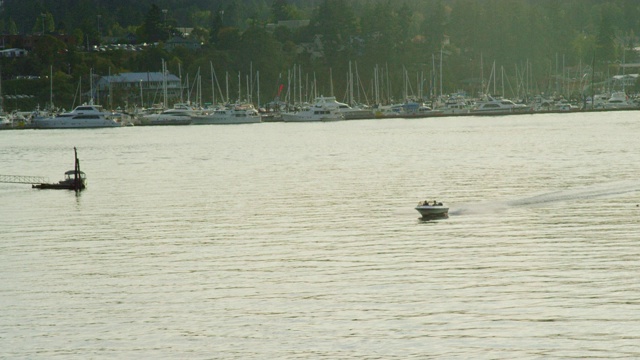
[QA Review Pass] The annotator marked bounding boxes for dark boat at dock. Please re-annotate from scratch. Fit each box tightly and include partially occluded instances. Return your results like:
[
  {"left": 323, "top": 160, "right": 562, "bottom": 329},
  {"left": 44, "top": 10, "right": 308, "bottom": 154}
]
[{"left": 32, "top": 147, "right": 86, "bottom": 191}]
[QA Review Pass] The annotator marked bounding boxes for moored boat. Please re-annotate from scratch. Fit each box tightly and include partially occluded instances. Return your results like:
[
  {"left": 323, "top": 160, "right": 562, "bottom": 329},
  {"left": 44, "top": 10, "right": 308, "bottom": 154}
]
[
  {"left": 471, "top": 95, "right": 530, "bottom": 114},
  {"left": 192, "top": 103, "right": 261, "bottom": 124},
  {"left": 281, "top": 98, "right": 344, "bottom": 122},
  {"left": 313, "top": 96, "right": 372, "bottom": 119},
  {"left": 32, "top": 147, "right": 86, "bottom": 191},
  {"left": 32, "top": 104, "right": 122, "bottom": 129},
  {"left": 140, "top": 103, "right": 195, "bottom": 125}
]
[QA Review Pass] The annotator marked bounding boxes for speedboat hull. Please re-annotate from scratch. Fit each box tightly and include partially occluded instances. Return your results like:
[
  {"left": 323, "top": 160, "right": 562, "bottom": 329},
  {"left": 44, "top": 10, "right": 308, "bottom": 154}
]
[{"left": 415, "top": 205, "right": 449, "bottom": 217}]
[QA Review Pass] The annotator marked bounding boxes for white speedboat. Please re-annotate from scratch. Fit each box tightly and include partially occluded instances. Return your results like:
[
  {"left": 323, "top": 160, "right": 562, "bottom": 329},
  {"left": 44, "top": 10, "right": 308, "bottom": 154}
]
[
  {"left": 192, "top": 103, "right": 261, "bottom": 124},
  {"left": 32, "top": 104, "right": 122, "bottom": 128},
  {"left": 415, "top": 201, "right": 449, "bottom": 217}
]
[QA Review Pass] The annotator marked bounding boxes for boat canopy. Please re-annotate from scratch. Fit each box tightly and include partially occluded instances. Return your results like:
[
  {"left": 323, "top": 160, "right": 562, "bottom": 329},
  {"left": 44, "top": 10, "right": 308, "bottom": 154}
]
[{"left": 64, "top": 170, "right": 86, "bottom": 179}]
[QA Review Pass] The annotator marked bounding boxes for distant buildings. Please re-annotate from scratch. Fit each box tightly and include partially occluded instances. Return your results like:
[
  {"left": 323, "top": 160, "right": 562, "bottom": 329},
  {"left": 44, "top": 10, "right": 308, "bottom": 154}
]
[
  {"left": 95, "top": 72, "right": 182, "bottom": 107},
  {"left": 265, "top": 20, "right": 310, "bottom": 32},
  {"left": 0, "top": 48, "right": 28, "bottom": 57},
  {"left": 164, "top": 36, "right": 201, "bottom": 51}
]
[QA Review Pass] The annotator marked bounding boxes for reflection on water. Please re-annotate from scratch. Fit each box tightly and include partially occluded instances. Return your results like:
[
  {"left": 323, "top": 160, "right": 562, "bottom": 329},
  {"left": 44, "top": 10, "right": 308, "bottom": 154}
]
[
  {"left": 418, "top": 213, "right": 449, "bottom": 222},
  {"left": 2, "top": 112, "right": 640, "bottom": 358}
]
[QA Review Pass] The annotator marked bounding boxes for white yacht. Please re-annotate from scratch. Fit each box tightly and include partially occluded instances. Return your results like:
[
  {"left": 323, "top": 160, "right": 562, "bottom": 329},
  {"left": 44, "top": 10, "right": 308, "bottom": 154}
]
[
  {"left": 472, "top": 96, "right": 530, "bottom": 114},
  {"left": 281, "top": 99, "right": 344, "bottom": 122},
  {"left": 400, "top": 102, "right": 442, "bottom": 117},
  {"left": 374, "top": 100, "right": 441, "bottom": 118},
  {"left": 602, "top": 92, "right": 635, "bottom": 109},
  {"left": 437, "top": 96, "right": 473, "bottom": 115},
  {"left": 32, "top": 105, "right": 122, "bottom": 128},
  {"left": 314, "top": 96, "right": 372, "bottom": 119},
  {"left": 140, "top": 103, "right": 195, "bottom": 125},
  {"left": 192, "top": 103, "right": 261, "bottom": 125}
]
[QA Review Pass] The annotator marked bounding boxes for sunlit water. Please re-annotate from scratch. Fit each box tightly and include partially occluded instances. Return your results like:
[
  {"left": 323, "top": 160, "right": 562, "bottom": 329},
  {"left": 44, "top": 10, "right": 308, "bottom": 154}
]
[{"left": 2, "top": 111, "right": 640, "bottom": 358}]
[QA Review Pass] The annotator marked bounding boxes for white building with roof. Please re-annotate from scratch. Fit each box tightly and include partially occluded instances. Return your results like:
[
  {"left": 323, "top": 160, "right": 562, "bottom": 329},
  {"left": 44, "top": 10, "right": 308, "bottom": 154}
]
[
  {"left": 0, "top": 48, "right": 28, "bottom": 57},
  {"left": 95, "top": 72, "right": 182, "bottom": 107}
]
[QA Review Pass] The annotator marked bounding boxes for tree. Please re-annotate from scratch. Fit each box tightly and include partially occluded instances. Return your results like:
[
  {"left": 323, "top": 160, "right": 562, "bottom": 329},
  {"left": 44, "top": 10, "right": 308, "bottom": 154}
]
[
  {"left": 596, "top": 8, "right": 616, "bottom": 63},
  {"left": 237, "top": 25, "right": 285, "bottom": 85},
  {"left": 422, "top": 0, "right": 446, "bottom": 54},
  {"left": 190, "top": 27, "right": 210, "bottom": 45},
  {"left": 360, "top": 1, "right": 403, "bottom": 66},
  {"left": 209, "top": 9, "right": 223, "bottom": 45},
  {"left": 217, "top": 27, "right": 241, "bottom": 51},
  {"left": 271, "top": 0, "right": 292, "bottom": 22},
  {"left": 7, "top": 19, "right": 19, "bottom": 35},
  {"left": 32, "top": 12, "right": 55, "bottom": 34},
  {"left": 309, "top": 0, "right": 357, "bottom": 66},
  {"left": 138, "top": 4, "right": 168, "bottom": 43}
]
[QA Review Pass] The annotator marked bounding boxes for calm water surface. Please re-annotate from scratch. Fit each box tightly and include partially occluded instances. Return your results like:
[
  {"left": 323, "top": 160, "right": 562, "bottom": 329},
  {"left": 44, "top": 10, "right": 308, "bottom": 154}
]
[{"left": 2, "top": 112, "right": 640, "bottom": 358}]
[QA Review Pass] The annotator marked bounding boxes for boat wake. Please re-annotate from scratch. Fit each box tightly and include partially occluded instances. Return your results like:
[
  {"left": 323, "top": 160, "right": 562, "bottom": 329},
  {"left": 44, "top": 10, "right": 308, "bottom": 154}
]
[
  {"left": 507, "top": 180, "right": 640, "bottom": 207},
  {"left": 449, "top": 180, "right": 640, "bottom": 216}
]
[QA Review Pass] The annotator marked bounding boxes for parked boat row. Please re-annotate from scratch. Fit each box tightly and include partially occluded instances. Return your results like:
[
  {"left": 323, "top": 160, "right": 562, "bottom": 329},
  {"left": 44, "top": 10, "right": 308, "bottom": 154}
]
[
  {"left": 2, "top": 91, "right": 639, "bottom": 130},
  {"left": 192, "top": 103, "right": 262, "bottom": 125}
]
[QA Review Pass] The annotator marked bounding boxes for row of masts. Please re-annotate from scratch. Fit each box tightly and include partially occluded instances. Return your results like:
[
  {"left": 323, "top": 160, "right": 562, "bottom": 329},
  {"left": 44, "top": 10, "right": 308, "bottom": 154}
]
[{"left": 57, "top": 53, "right": 627, "bottom": 112}]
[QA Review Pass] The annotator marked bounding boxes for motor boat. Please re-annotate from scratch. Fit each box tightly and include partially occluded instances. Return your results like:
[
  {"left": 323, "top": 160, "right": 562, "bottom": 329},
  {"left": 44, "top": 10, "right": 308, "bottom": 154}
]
[
  {"left": 33, "top": 169, "right": 87, "bottom": 190},
  {"left": 415, "top": 200, "right": 449, "bottom": 217},
  {"left": 192, "top": 103, "right": 262, "bottom": 124},
  {"left": 313, "top": 96, "right": 372, "bottom": 119},
  {"left": 32, "top": 104, "right": 122, "bottom": 128},
  {"left": 472, "top": 95, "right": 530, "bottom": 114},
  {"left": 140, "top": 103, "right": 195, "bottom": 125},
  {"left": 281, "top": 100, "right": 344, "bottom": 122}
]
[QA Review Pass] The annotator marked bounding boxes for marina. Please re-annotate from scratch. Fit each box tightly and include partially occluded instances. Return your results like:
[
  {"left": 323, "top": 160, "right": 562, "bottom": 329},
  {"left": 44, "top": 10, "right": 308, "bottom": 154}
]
[
  {"left": 3, "top": 1, "right": 640, "bottom": 358},
  {"left": 1, "top": 98, "right": 639, "bottom": 129}
]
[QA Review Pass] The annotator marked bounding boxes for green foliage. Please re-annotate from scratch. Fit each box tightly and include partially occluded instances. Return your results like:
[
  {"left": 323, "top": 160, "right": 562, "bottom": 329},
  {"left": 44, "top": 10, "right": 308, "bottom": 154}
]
[
  {"left": 271, "top": 0, "right": 298, "bottom": 22},
  {"left": 217, "top": 27, "right": 241, "bottom": 51},
  {"left": 138, "top": 4, "right": 169, "bottom": 43},
  {"left": 596, "top": 5, "right": 617, "bottom": 63},
  {"left": 32, "top": 12, "right": 55, "bottom": 34}
]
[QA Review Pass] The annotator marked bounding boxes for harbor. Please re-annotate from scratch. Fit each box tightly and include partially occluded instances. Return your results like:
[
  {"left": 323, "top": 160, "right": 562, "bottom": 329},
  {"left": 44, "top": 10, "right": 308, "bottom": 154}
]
[{"left": 3, "top": 1, "right": 640, "bottom": 358}]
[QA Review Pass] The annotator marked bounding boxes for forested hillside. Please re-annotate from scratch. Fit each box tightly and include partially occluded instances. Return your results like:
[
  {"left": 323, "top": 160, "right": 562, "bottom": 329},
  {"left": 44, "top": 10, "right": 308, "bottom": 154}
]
[{"left": 1, "top": 0, "right": 640, "bottom": 110}]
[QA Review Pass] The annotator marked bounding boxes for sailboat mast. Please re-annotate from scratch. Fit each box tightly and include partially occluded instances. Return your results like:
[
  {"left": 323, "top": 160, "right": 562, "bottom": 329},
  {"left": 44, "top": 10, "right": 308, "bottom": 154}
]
[
  {"left": 50, "top": 65, "right": 53, "bottom": 109},
  {"left": 329, "top": 68, "right": 334, "bottom": 97},
  {"left": 74, "top": 147, "right": 79, "bottom": 191}
]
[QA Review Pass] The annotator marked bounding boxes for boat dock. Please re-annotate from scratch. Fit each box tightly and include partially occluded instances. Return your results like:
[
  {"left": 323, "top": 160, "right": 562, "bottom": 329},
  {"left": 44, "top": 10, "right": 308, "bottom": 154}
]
[{"left": 0, "top": 174, "right": 49, "bottom": 184}]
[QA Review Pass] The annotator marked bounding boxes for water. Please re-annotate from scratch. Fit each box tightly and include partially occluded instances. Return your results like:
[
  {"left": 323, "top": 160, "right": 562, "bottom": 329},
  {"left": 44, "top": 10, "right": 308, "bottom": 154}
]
[{"left": 2, "top": 112, "right": 640, "bottom": 358}]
